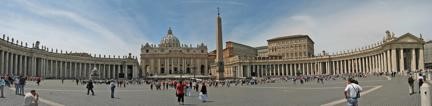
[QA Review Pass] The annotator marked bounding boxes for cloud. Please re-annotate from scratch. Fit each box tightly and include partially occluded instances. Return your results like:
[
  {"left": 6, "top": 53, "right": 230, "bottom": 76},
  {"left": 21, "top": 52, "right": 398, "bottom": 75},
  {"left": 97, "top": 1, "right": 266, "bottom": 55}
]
[
  {"left": 0, "top": 0, "right": 147, "bottom": 57},
  {"left": 230, "top": 0, "right": 432, "bottom": 54}
]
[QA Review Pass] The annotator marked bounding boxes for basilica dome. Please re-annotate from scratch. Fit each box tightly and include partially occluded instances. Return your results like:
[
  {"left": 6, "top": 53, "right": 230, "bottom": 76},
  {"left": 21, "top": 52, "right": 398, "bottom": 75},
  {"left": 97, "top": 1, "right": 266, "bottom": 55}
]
[{"left": 160, "top": 27, "right": 180, "bottom": 47}]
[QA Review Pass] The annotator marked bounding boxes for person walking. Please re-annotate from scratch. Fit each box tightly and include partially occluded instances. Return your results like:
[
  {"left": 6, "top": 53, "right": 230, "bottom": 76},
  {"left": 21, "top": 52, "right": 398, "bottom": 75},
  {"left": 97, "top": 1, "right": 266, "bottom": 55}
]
[
  {"left": 408, "top": 75, "right": 415, "bottom": 95},
  {"left": 176, "top": 80, "right": 186, "bottom": 105},
  {"left": 86, "top": 80, "right": 95, "bottom": 96},
  {"left": 24, "top": 90, "right": 39, "bottom": 106},
  {"left": 0, "top": 77, "right": 6, "bottom": 98},
  {"left": 15, "top": 76, "right": 20, "bottom": 95},
  {"left": 418, "top": 74, "right": 424, "bottom": 93},
  {"left": 199, "top": 82, "right": 208, "bottom": 102},
  {"left": 109, "top": 80, "right": 116, "bottom": 98},
  {"left": 36, "top": 77, "right": 41, "bottom": 86},
  {"left": 344, "top": 78, "right": 362, "bottom": 106},
  {"left": 19, "top": 76, "right": 26, "bottom": 95}
]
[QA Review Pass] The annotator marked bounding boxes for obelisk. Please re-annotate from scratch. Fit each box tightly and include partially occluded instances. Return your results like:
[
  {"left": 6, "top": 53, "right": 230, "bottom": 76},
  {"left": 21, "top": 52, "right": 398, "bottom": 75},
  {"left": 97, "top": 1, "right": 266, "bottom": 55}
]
[{"left": 216, "top": 8, "right": 225, "bottom": 80}]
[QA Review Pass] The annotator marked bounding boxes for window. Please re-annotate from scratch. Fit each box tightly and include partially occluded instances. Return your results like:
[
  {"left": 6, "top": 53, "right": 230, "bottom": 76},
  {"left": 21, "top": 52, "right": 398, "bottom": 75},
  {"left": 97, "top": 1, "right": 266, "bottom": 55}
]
[{"left": 146, "top": 49, "right": 149, "bottom": 53}]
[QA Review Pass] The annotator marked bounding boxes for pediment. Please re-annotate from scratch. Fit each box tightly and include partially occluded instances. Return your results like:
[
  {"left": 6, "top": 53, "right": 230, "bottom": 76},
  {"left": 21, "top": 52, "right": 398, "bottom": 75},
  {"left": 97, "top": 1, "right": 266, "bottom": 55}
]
[{"left": 392, "top": 33, "right": 424, "bottom": 43}]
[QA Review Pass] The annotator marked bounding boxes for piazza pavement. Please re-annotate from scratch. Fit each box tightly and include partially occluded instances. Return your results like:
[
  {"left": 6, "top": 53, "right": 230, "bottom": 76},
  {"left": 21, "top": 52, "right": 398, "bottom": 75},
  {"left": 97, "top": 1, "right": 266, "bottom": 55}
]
[{"left": 0, "top": 75, "right": 427, "bottom": 106}]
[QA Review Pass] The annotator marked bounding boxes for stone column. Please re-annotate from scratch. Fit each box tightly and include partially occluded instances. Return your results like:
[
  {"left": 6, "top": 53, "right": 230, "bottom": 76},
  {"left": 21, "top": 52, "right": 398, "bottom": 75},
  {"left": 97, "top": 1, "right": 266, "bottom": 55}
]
[
  {"left": 419, "top": 48, "right": 425, "bottom": 71},
  {"left": 13, "top": 54, "right": 17, "bottom": 75},
  {"left": 278, "top": 64, "right": 283, "bottom": 76},
  {"left": 0, "top": 51, "right": 3, "bottom": 75},
  {"left": 379, "top": 54, "right": 382, "bottom": 72},
  {"left": 74, "top": 62, "right": 77, "bottom": 78},
  {"left": 302, "top": 63, "right": 305, "bottom": 75},
  {"left": 337, "top": 61, "right": 340, "bottom": 75},
  {"left": 5, "top": 52, "right": 9, "bottom": 75},
  {"left": 400, "top": 49, "right": 405, "bottom": 74},
  {"left": 307, "top": 63, "right": 311, "bottom": 75},
  {"left": 49, "top": 60, "right": 53, "bottom": 78},
  {"left": 41, "top": 58, "right": 45, "bottom": 78},
  {"left": 69, "top": 62, "right": 72, "bottom": 79},
  {"left": 391, "top": 49, "right": 397, "bottom": 72},
  {"left": 109, "top": 64, "right": 112, "bottom": 79},
  {"left": 344, "top": 60, "right": 347, "bottom": 74},
  {"left": 411, "top": 49, "right": 416, "bottom": 71},
  {"left": 363, "top": 58, "right": 366, "bottom": 74},
  {"left": 347, "top": 60, "right": 351, "bottom": 73},
  {"left": 387, "top": 50, "right": 392, "bottom": 72},
  {"left": 332, "top": 62, "right": 336, "bottom": 75},
  {"left": 59, "top": 61, "right": 63, "bottom": 79}
]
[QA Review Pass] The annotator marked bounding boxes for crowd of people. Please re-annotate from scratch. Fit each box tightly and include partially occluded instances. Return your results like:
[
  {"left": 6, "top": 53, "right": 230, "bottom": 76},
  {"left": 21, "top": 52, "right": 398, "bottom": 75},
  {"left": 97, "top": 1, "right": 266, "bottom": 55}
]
[{"left": 2, "top": 70, "right": 432, "bottom": 106}]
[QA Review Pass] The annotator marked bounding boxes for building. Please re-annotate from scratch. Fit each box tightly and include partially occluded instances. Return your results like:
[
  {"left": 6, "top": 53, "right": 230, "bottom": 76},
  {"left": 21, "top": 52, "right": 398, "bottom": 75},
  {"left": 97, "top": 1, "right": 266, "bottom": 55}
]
[
  {"left": 140, "top": 28, "right": 210, "bottom": 78},
  {"left": 267, "top": 35, "right": 314, "bottom": 58},
  {"left": 209, "top": 41, "right": 258, "bottom": 78},
  {"left": 224, "top": 41, "right": 257, "bottom": 58},
  {"left": 256, "top": 46, "right": 268, "bottom": 57},
  {"left": 215, "top": 31, "right": 426, "bottom": 78},
  {"left": 0, "top": 34, "right": 140, "bottom": 80},
  {"left": 425, "top": 40, "right": 432, "bottom": 69}
]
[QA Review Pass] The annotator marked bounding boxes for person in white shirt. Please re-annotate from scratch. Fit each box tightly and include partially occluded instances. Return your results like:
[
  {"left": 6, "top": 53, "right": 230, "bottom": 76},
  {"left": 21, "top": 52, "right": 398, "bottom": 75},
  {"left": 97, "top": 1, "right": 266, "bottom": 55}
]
[
  {"left": 418, "top": 74, "right": 424, "bottom": 93},
  {"left": 0, "top": 77, "right": 6, "bottom": 98},
  {"left": 24, "top": 90, "right": 38, "bottom": 106},
  {"left": 110, "top": 80, "right": 116, "bottom": 98},
  {"left": 344, "top": 78, "right": 362, "bottom": 106}
]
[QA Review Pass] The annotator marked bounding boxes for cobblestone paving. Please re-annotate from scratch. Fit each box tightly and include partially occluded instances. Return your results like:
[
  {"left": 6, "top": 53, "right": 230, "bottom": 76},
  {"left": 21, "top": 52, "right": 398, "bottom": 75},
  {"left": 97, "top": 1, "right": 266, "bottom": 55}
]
[{"left": 0, "top": 76, "right": 426, "bottom": 106}]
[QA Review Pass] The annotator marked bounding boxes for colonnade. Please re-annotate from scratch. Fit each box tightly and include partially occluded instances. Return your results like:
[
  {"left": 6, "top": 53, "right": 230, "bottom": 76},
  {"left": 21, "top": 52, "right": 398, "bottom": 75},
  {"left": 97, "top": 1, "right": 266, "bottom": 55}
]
[
  {"left": 0, "top": 36, "right": 140, "bottom": 79},
  {"left": 225, "top": 33, "right": 426, "bottom": 78}
]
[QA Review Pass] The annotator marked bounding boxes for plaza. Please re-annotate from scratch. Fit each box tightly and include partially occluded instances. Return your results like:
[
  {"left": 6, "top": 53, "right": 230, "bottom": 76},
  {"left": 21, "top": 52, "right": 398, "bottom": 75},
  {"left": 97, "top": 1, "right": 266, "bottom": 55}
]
[{"left": 0, "top": 75, "right": 427, "bottom": 106}]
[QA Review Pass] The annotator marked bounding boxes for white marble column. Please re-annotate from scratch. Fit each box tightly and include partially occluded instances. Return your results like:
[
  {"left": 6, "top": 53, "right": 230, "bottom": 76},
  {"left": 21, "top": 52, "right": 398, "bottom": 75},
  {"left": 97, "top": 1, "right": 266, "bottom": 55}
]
[
  {"left": 411, "top": 49, "right": 416, "bottom": 71},
  {"left": 5, "top": 52, "right": 9, "bottom": 75},
  {"left": 0, "top": 51, "right": 3, "bottom": 75},
  {"left": 387, "top": 50, "right": 391, "bottom": 72},
  {"left": 391, "top": 49, "right": 397, "bottom": 72},
  {"left": 400, "top": 49, "right": 405, "bottom": 73},
  {"left": 379, "top": 54, "right": 382, "bottom": 72},
  {"left": 419, "top": 48, "right": 425, "bottom": 71}
]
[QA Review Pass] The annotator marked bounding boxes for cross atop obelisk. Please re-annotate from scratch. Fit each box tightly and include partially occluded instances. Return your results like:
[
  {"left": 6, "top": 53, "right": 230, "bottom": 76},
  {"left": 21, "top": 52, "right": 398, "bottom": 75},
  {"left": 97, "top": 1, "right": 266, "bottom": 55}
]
[{"left": 216, "top": 7, "right": 224, "bottom": 80}]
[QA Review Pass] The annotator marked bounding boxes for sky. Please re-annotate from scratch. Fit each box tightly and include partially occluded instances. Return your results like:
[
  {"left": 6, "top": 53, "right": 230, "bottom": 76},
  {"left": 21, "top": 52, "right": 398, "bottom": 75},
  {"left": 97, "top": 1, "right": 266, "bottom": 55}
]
[{"left": 0, "top": 0, "right": 431, "bottom": 57}]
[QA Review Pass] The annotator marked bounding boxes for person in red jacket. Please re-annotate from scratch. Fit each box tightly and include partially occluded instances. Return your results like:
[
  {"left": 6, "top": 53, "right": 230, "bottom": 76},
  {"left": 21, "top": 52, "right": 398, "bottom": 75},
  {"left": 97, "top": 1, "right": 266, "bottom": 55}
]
[{"left": 176, "top": 80, "right": 186, "bottom": 105}]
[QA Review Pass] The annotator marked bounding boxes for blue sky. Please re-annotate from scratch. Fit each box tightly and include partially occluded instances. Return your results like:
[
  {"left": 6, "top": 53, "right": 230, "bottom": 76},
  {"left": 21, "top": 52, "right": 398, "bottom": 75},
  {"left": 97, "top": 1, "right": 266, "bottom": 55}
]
[{"left": 0, "top": 0, "right": 431, "bottom": 57}]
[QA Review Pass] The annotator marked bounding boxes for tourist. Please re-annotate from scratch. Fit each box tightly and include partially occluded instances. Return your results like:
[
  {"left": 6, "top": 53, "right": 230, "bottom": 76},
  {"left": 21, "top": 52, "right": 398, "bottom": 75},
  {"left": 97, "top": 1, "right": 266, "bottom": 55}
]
[
  {"left": 0, "top": 77, "right": 5, "bottom": 98},
  {"left": 24, "top": 90, "right": 39, "bottom": 106},
  {"left": 36, "top": 77, "right": 41, "bottom": 86},
  {"left": 19, "top": 76, "right": 26, "bottom": 95},
  {"left": 110, "top": 80, "right": 116, "bottom": 98},
  {"left": 199, "top": 82, "right": 208, "bottom": 102},
  {"left": 15, "top": 76, "right": 20, "bottom": 95},
  {"left": 86, "top": 80, "right": 95, "bottom": 96},
  {"left": 344, "top": 78, "right": 362, "bottom": 106},
  {"left": 176, "top": 80, "right": 186, "bottom": 105},
  {"left": 418, "top": 74, "right": 424, "bottom": 93},
  {"left": 150, "top": 81, "right": 154, "bottom": 90},
  {"left": 76, "top": 79, "right": 79, "bottom": 85},
  {"left": 408, "top": 75, "right": 415, "bottom": 95}
]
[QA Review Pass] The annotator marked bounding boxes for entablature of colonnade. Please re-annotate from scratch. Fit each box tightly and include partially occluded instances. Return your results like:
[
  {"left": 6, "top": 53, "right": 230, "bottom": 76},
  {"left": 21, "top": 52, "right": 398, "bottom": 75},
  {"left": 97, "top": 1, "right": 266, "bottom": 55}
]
[{"left": 224, "top": 32, "right": 425, "bottom": 65}]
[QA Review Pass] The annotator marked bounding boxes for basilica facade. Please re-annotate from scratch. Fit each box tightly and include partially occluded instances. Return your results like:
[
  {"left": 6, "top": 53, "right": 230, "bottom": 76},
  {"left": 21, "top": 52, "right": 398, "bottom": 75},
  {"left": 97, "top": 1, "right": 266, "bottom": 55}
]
[{"left": 140, "top": 28, "right": 210, "bottom": 78}]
